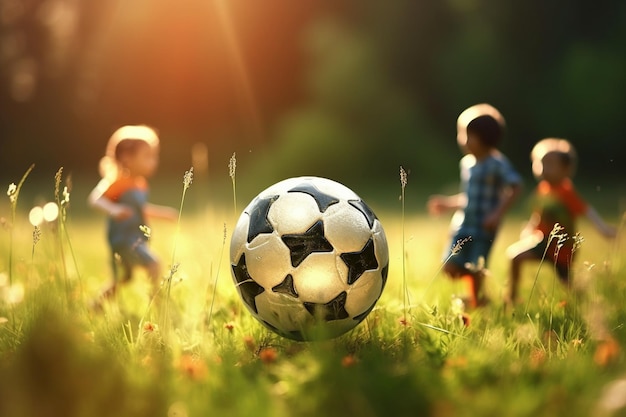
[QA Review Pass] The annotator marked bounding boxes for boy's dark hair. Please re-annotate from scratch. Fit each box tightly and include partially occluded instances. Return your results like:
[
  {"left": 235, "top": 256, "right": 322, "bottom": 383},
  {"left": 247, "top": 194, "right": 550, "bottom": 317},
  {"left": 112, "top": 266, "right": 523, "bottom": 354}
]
[
  {"left": 115, "top": 138, "right": 151, "bottom": 160},
  {"left": 466, "top": 115, "right": 502, "bottom": 148},
  {"left": 549, "top": 151, "right": 574, "bottom": 167}
]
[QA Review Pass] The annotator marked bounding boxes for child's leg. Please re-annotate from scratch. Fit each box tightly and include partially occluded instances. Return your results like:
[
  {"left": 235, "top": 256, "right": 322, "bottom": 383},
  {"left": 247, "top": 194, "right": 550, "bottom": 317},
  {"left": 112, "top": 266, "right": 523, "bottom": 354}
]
[
  {"left": 443, "top": 262, "right": 480, "bottom": 307},
  {"left": 509, "top": 250, "right": 536, "bottom": 303}
]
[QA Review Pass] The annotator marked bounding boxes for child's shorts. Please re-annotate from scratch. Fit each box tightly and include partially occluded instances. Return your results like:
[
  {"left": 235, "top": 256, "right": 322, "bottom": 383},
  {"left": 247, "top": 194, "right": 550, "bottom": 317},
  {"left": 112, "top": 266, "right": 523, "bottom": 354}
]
[
  {"left": 527, "top": 240, "right": 570, "bottom": 282},
  {"left": 111, "top": 242, "right": 158, "bottom": 280}
]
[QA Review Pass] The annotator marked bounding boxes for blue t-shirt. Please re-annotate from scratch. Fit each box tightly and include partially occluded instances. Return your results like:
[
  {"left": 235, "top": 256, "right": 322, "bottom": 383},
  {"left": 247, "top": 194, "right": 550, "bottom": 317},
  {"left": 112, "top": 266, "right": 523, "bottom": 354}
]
[{"left": 103, "top": 177, "right": 149, "bottom": 249}]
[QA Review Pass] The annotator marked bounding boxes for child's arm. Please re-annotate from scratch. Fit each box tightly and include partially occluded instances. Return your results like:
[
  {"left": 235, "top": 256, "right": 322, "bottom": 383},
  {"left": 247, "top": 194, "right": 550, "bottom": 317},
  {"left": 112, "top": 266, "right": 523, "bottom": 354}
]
[
  {"left": 586, "top": 206, "right": 618, "bottom": 238},
  {"left": 427, "top": 193, "right": 466, "bottom": 216},
  {"left": 483, "top": 183, "right": 522, "bottom": 231},
  {"left": 144, "top": 203, "right": 178, "bottom": 221},
  {"left": 87, "top": 180, "right": 133, "bottom": 220}
]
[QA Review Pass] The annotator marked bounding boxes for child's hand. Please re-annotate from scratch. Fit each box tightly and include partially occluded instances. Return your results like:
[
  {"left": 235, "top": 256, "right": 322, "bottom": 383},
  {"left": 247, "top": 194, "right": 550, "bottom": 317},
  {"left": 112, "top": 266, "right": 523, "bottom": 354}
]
[
  {"left": 110, "top": 204, "right": 133, "bottom": 220},
  {"left": 601, "top": 225, "right": 618, "bottom": 239},
  {"left": 427, "top": 195, "right": 448, "bottom": 216},
  {"left": 145, "top": 204, "right": 178, "bottom": 221}
]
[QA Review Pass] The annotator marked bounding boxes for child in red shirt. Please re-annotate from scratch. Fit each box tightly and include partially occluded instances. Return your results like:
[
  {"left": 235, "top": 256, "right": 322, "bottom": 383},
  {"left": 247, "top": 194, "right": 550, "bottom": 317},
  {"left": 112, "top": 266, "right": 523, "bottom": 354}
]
[{"left": 506, "top": 138, "right": 617, "bottom": 304}]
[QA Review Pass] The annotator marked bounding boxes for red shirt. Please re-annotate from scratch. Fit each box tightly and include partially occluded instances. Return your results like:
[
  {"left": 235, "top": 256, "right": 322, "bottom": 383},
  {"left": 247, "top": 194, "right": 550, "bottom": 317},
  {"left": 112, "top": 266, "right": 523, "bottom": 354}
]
[
  {"left": 533, "top": 178, "right": 588, "bottom": 266},
  {"left": 103, "top": 176, "right": 148, "bottom": 202}
]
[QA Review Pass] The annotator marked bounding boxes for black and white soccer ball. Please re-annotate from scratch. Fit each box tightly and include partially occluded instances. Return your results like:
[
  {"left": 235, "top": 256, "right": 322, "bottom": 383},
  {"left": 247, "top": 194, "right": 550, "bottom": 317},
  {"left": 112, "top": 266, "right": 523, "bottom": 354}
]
[{"left": 230, "top": 176, "right": 389, "bottom": 341}]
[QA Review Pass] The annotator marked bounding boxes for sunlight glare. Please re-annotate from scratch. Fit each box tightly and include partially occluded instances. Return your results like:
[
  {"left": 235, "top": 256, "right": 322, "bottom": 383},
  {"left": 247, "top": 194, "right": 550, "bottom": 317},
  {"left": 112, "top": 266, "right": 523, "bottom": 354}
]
[
  {"left": 43, "top": 202, "right": 59, "bottom": 222},
  {"left": 29, "top": 206, "right": 44, "bottom": 226}
]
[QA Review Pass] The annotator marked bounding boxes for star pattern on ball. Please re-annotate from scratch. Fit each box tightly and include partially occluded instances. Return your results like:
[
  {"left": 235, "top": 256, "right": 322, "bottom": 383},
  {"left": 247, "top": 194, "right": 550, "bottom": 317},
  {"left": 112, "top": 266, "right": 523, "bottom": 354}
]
[
  {"left": 231, "top": 253, "right": 265, "bottom": 314},
  {"left": 340, "top": 238, "right": 378, "bottom": 284},
  {"left": 349, "top": 199, "right": 377, "bottom": 228},
  {"left": 247, "top": 195, "right": 279, "bottom": 243},
  {"left": 303, "top": 291, "right": 349, "bottom": 321},
  {"left": 281, "top": 220, "right": 333, "bottom": 267},
  {"left": 272, "top": 274, "right": 299, "bottom": 298},
  {"left": 288, "top": 183, "right": 340, "bottom": 213}
]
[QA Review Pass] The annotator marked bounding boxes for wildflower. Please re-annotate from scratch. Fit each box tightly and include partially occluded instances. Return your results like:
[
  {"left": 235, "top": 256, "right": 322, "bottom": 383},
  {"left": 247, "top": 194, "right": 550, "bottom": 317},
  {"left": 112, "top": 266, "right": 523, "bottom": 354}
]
[
  {"left": 143, "top": 321, "right": 158, "bottom": 333},
  {"left": 224, "top": 322, "right": 234, "bottom": 332},
  {"left": 529, "top": 348, "right": 546, "bottom": 369},
  {"left": 183, "top": 167, "right": 194, "bottom": 191},
  {"left": 399, "top": 317, "right": 409, "bottom": 326},
  {"left": 594, "top": 337, "right": 620, "bottom": 367},
  {"left": 341, "top": 354, "right": 357, "bottom": 368},
  {"left": 139, "top": 224, "right": 152, "bottom": 239},
  {"left": 61, "top": 186, "right": 70, "bottom": 207},
  {"left": 6, "top": 183, "right": 16, "bottom": 203},
  {"left": 177, "top": 354, "right": 208, "bottom": 380},
  {"left": 259, "top": 347, "right": 278, "bottom": 364},
  {"left": 243, "top": 335, "right": 256, "bottom": 352}
]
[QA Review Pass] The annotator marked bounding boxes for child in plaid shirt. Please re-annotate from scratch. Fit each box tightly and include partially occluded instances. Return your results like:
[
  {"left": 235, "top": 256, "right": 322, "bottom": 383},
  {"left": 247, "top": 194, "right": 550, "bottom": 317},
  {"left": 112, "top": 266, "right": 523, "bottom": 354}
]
[{"left": 428, "top": 104, "right": 522, "bottom": 307}]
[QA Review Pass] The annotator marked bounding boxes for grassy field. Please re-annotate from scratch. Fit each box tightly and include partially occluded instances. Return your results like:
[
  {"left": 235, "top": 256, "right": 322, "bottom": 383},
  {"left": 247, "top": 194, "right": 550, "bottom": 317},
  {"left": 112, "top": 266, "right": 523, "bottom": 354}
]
[{"left": 0, "top": 171, "right": 625, "bottom": 417}]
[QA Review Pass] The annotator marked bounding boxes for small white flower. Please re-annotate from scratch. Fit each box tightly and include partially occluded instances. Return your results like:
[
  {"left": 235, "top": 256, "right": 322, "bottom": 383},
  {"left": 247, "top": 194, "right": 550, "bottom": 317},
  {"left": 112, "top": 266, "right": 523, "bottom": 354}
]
[
  {"left": 7, "top": 183, "right": 16, "bottom": 203},
  {"left": 139, "top": 225, "right": 152, "bottom": 239}
]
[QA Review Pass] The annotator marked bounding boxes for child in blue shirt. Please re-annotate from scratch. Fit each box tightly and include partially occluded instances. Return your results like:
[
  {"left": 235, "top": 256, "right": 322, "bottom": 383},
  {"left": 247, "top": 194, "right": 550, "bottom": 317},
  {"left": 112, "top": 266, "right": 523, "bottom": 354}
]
[
  {"left": 88, "top": 125, "right": 177, "bottom": 306},
  {"left": 428, "top": 104, "right": 522, "bottom": 307}
]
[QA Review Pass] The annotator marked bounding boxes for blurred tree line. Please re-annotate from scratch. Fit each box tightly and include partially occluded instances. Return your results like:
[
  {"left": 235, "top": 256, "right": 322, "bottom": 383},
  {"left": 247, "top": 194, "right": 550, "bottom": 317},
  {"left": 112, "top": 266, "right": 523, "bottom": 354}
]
[{"left": 1, "top": 0, "right": 624, "bottom": 191}]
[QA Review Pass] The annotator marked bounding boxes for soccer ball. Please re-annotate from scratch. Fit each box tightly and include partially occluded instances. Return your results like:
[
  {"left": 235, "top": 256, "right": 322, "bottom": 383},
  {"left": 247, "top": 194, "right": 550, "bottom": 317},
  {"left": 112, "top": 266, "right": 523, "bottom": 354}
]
[{"left": 230, "top": 176, "right": 389, "bottom": 341}]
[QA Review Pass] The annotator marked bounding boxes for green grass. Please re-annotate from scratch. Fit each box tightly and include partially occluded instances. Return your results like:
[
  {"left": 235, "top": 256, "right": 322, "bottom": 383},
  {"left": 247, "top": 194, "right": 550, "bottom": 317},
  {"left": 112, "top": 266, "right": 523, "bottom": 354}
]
[{"left": 0, "top": 176, "right": 624, "bottom": 417}]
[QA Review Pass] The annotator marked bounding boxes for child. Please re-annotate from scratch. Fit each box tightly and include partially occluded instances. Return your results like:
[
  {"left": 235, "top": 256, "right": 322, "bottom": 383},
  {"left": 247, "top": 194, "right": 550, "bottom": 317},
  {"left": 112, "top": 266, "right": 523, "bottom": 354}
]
[
  {"left": 88, "top": 125, "right": 177, "bottom": 305},
  {"left": 506, "top": 138, "right": 617, "bottom": 304},
  {"left": 428, "top": 104, "right": 522, "bottom": 307}
]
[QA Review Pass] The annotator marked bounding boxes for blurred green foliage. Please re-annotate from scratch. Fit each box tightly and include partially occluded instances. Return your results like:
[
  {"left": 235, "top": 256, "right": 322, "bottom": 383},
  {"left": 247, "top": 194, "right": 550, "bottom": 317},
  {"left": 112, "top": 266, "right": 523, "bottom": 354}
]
[{"left": 1, "top": 0, "right": 624, "bottom": 188}]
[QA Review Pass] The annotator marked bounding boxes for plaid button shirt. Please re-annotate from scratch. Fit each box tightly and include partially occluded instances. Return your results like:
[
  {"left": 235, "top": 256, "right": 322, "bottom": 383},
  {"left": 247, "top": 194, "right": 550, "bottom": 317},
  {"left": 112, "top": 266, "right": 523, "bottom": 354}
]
[{"left": 454, "top": 152, "right": 522, "bottom": 236}]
